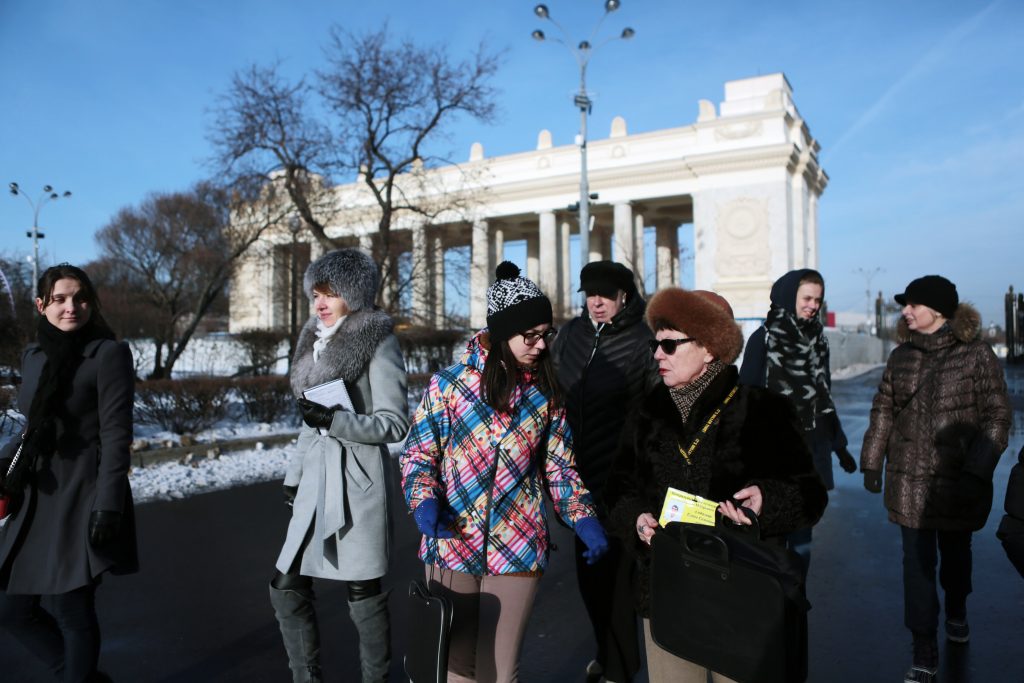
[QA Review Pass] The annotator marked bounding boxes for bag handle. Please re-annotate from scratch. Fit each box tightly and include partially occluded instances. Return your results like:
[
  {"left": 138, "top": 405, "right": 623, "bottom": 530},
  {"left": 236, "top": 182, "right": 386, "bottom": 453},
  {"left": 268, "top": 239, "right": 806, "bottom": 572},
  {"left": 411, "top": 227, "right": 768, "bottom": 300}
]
[{"left": 677, "top": 524, "right": 731, "bottom": 578}]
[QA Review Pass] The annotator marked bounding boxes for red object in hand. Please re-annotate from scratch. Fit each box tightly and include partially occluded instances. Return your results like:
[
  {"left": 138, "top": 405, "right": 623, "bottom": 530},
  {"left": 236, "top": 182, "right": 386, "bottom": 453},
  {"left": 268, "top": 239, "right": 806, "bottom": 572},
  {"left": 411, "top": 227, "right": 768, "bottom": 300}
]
[{"left": 0, "top": 495, "right": 9, "bottom": 519}]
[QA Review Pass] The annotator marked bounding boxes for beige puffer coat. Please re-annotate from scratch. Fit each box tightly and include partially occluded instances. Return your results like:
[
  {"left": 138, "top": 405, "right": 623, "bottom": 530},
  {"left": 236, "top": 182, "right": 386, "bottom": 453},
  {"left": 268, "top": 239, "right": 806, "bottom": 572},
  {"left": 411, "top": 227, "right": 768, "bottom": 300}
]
[{"left": 861, "top": 303, "right": 1011, "bottom": 531}]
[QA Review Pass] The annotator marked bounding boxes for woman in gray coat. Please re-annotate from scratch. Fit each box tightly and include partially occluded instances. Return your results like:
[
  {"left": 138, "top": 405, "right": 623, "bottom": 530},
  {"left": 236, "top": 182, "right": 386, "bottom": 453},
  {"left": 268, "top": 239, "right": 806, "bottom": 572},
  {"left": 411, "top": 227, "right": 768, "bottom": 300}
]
[
  {"left": 270, "top": 248, "right": 409, "bottom": 683},
  {"left": 0, "top": 263, "right": 137, "bottom": 682}
]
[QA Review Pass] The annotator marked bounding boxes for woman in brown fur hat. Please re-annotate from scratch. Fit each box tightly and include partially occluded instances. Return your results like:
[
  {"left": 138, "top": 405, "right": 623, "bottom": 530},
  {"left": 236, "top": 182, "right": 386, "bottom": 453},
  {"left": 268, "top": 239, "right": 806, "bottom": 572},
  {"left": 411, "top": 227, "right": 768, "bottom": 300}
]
[
  {"left": 860, "top": 275, "right": 1011, "bottom": 683},
  {"left": 606, "top": 287, "right": 827, "bottom": 683}
]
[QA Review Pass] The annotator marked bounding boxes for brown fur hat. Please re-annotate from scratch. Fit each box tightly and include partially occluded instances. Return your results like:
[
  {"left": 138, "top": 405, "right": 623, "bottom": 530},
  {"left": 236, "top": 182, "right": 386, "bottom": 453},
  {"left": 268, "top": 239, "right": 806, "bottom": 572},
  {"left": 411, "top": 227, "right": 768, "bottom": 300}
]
[{"left": 645, "top": 287, "right": 744, "bottom": 364}]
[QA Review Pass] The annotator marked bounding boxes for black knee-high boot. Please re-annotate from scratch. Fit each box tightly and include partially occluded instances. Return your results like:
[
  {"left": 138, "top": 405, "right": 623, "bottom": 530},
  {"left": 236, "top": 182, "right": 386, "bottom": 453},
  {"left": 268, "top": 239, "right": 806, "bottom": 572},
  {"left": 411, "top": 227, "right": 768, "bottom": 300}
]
[{"left": 348, "top": 580, "right": 390, "bottom": 683}]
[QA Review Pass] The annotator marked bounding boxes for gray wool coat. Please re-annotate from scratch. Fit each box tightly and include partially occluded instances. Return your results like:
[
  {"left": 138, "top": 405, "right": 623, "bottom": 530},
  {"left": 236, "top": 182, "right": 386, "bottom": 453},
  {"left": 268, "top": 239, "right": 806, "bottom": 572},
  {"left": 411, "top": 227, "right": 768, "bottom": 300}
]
[
  {"left": 276, "top": 311, "right": 409, "bottom": 581},
  {"left": 0, "top": 339, "right": 138, "bottom": 594}
]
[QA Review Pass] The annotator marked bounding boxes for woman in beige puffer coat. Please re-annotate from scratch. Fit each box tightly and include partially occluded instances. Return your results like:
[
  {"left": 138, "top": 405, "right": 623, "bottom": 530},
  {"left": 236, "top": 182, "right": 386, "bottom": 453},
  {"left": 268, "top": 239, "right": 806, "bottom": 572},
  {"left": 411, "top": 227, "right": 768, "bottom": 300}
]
[{"left": 860, "top": 275, "right": 1011, "bottom": 683}]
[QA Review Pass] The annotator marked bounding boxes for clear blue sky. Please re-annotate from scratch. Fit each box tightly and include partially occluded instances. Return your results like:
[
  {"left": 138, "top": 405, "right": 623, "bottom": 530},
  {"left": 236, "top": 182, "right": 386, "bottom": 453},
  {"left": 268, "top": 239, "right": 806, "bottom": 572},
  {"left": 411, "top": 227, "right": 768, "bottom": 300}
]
[{"left": 2, "top": 0, "right": 1021, "bottom": 324}]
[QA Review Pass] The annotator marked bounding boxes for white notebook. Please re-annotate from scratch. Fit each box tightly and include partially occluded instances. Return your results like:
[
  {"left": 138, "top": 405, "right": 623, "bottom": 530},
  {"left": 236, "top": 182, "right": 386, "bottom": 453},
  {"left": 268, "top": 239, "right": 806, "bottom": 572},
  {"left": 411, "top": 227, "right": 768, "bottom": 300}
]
[{"left": 303, "top": 378, "right": 354, "bottom": 412}]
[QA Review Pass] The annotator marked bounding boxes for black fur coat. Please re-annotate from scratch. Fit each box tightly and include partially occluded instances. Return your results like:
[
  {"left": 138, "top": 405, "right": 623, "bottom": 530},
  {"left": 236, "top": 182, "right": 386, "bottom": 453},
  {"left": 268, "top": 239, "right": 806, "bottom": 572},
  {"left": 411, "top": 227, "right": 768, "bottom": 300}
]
[{"left": 606, "top": 365, "right": 828, "bottom": 615}]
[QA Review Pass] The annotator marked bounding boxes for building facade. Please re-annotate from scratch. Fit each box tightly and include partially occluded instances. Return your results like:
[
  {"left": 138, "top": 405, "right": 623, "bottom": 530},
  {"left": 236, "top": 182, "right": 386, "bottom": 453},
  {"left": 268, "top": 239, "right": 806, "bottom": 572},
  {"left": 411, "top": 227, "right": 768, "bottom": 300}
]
[{"left": 230, "top": 72, "right": 827, "bottom": 332}]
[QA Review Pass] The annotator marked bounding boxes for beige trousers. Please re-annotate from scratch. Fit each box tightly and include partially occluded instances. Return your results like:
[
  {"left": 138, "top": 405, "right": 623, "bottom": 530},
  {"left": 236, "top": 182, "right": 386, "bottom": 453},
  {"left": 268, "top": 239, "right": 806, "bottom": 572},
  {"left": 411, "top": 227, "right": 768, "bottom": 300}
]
[
  {"left": 642, "top": 619, "right": 740, "bottom": 683},
  {"left": 426, "top": 566, "right": 540, "bottom": 683}
]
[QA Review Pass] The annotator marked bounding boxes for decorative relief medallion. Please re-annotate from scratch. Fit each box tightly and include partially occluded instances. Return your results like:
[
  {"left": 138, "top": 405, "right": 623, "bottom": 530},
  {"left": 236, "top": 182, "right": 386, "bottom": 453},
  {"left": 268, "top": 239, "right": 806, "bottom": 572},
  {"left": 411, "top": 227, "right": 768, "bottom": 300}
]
[
  {"left": 537, "top": 156, "right": 550, "bottom": 169},
  {"left": 612, "top": 144, "right": 625, "bottom": 159},
  {"left": 714, "top": 121, "right": 763, "bottom": 141},
  {"left": 714, "top": 198, "right": 770, "bottom": 278}
]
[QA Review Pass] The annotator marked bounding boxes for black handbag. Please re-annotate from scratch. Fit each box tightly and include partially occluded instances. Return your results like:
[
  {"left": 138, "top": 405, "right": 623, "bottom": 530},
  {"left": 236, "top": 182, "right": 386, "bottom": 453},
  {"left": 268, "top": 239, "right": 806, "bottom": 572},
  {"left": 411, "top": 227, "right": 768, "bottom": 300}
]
[
  {"left": 404, "top": 577, "right": 454, "bottom": 683},
  {"left": 649, "top": 515, "right": 809, "bottom": 683}
]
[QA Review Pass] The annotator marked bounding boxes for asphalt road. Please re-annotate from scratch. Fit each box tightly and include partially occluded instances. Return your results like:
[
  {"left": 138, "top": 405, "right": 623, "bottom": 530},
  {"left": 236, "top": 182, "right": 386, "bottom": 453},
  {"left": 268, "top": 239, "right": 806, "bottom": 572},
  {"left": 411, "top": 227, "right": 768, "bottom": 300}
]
[{"left": 4, "top": 365, "right": 1024, "bottom": 682}]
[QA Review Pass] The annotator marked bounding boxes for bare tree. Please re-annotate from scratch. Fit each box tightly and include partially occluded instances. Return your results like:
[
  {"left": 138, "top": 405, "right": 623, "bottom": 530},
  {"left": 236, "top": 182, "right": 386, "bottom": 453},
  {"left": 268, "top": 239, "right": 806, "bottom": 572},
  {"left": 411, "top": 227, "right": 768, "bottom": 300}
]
[
  {"left": 91, "top": 181, "right": 287, "bottom": 378},
  {"left": 209, "top": 24, "right": 502, "bottom": 310},
  {"left": 0, "top": 252, "right": 37, "bottom": 376}
]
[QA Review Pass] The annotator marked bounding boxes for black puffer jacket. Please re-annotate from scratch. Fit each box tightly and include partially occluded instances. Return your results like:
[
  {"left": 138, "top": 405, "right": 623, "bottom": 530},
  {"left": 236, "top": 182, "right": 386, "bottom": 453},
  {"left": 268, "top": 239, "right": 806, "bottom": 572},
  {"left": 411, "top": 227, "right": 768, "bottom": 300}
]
[
  {"left": 552, "top": 293, "right": 659, "bottom": 509},
  {"left": 606, "top": 365, "right": 828, "bottom": 616}
]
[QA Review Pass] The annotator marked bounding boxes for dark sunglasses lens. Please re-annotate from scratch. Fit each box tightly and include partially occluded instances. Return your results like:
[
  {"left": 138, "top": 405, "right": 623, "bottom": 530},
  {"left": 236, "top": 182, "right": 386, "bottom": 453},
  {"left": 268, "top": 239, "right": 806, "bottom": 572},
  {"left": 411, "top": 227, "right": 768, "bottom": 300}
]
[{"left": 649, "top": 339, "right": 676, "bottom": 354}]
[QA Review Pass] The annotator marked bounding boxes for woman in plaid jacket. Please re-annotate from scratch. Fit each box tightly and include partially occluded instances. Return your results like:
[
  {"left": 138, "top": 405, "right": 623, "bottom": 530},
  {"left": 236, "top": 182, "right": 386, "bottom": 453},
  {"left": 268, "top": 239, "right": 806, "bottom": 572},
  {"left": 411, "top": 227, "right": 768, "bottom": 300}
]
[{"left": 400, "top": 262, "right": 608, "bottom": 683}]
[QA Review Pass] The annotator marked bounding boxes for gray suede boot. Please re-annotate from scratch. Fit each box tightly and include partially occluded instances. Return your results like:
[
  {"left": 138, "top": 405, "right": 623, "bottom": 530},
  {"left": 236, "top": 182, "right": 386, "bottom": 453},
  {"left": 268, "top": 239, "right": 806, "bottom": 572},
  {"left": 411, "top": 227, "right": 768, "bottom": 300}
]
[
  {"left": 269, "top": 583, "right": 323, "bottom": 683},
  {"left": 348, "top": 590, "right": 391, "bottom": 683}
]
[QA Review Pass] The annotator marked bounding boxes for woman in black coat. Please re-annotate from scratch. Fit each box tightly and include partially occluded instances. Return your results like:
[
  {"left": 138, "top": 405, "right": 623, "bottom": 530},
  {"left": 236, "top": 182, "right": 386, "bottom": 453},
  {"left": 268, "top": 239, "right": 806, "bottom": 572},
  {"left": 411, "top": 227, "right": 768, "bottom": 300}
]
[
  {"left": 607, "top": 287, "right": 827, "bottom": 683},
  {"left": 0, "top": 264, "right": 137, "bottom": 682}
]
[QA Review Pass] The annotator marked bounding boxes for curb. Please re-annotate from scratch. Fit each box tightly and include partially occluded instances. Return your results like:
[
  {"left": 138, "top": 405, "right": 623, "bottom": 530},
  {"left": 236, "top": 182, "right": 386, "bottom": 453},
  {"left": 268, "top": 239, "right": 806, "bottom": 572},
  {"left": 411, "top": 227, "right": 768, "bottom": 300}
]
[{"left": 131, "top": 432, "right": 300, "bottom": 468}]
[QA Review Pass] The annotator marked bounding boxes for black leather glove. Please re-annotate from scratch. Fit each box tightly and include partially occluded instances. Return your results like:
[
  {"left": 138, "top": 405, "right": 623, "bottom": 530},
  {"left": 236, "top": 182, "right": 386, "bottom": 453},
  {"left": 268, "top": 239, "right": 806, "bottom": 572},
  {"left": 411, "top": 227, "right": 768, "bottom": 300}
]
[
  {"left": 863, "top": 470, "right": 882, "bottom": 494},
  {"left": 283, "top": 485, "right": 298, "bottom": 508},
  {"left": 296, "top": 398, "right": 337, "bottom": 430},
  {"left": 835, "top": 447, "right": 857, "bottom": 474},
  {"left": 89, "top": 510, "right": 122, "bottom": 548}
]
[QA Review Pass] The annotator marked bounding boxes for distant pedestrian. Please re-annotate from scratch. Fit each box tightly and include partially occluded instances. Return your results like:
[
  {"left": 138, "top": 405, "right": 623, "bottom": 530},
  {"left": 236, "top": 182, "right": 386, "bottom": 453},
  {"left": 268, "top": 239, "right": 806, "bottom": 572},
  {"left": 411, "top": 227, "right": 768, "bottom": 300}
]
[
  {"left": 860, "top": 275, "right": 1011, "bottom": 683},
  {"left": 551, "top": 260, "right": 659, "bottom": 683},
  {"left": 997, "top": 444, "right": 1024, "bottom": 578},
  {"left": 270, "top": 249, "right": 410, "bottom": 683},
  {"left": 0, "top": 263, "right": 138, "bottom": 682},
  {"left": 739, "top": 269, "right": 856, "bottom": 574},
  {"left": 401, "top": 261, "right": 608, "bottom": 683},
  {"left": 607, "top": 287, "right": 826, "bottom": 683}
]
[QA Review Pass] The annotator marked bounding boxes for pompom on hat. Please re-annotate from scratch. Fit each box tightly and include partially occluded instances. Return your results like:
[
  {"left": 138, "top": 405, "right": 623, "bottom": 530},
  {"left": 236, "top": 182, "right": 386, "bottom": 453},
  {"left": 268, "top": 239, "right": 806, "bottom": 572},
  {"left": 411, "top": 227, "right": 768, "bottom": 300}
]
[
  {"left": 486, "top": 261, "right": 553, "bottom": 342},
  {"left": 645, "top": 287, "right": 744, "bottom": 364}
]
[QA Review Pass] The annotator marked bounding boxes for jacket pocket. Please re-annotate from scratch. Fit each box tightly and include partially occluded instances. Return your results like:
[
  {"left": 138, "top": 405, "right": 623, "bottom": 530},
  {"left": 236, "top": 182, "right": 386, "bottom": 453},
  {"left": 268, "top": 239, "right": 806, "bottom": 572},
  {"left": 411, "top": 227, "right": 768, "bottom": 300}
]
[{"left": 345, "top": 448, "right": 374, "bottom": 492}]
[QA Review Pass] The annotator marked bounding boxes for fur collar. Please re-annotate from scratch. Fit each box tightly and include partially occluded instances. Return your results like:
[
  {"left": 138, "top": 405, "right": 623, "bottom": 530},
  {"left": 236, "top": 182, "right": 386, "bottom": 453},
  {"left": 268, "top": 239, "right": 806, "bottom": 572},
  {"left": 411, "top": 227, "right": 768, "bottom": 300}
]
[
  {"left": 896, "top": 302, "right": 981, "bottom": 345},
  {"left": 289, "top": 308, "right": 394, "bottom": 397}
]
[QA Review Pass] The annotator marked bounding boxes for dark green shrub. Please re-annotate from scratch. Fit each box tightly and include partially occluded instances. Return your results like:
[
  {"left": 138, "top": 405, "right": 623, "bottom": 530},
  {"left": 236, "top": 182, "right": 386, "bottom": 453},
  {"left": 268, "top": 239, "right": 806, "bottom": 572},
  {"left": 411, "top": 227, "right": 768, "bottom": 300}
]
[
  {"left": 135, "top": 378, "right": 230, "bottom": 434},
  {"left": 233, "top": 375, "right": 295, "bottom": 424}
]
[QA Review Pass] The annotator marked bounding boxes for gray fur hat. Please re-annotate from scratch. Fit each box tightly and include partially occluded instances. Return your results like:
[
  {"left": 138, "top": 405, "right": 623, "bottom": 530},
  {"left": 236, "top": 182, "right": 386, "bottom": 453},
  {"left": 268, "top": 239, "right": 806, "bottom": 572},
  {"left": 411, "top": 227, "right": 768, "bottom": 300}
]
[{"left": 303, "top": 248, "right": 379, "bottom": 312}]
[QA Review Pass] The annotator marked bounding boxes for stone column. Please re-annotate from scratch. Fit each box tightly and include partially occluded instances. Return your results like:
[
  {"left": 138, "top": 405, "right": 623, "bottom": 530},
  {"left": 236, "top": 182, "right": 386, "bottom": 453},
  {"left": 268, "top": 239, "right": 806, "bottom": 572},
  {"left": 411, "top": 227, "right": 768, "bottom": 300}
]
[
  {"left": 430, "top": 230, "right": 445, "bottom": 327},
  {"left": 491, "top": 225, "right": 504, "bottom": 273},
  {"left": 633, "top": 208, "right": 646, "bottom": 294},
  {"left": 560, "top": 218, "right": 572, "bottom": 317},
  {"left": 613, "top": 202, "right": 635, "bottom": 269},
  {"left": 470, "top": 219, "right": 490, "bottom": 329},
  {"left": 807, "top": 193, "right": 819, "bottom": 269},
  {"left": 589, "top": 225, "right": 605, "bottom": 263},
  {"left": 538, "top": 211, "right": 558, "bottom": 306},
  {"left": 411, "top": 223, "right": 429, "bottom": 325},
  {"left": 655, "top": 221, "right": 679, "bottom": 290},
  {"left": 526, "top": 234, "right": 539, "bottom": 283}
]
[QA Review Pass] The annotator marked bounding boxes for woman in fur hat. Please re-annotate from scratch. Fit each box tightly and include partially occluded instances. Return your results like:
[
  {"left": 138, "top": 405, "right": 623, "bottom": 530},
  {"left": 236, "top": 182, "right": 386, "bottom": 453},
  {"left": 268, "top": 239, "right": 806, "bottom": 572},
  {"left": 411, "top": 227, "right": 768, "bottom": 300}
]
[
  {"left": 860, "top": 275, "right": 1010, "bottom": 683},
  {"left": 400, "top": 261, "right": 608, "bottom": 683},
  {"left": 270, "top": 248, "right": 409, "bottom": 683},
  {"left": 605, "top": 287, "right": 827, "bottom": 683}
]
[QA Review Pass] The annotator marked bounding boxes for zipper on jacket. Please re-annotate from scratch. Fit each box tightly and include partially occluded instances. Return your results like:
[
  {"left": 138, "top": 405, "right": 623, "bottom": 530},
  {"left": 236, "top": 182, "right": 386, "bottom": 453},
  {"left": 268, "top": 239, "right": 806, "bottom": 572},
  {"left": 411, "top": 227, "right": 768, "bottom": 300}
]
[
  {"left": 575, "top": 322, "right": 605, "bottom": 445},
  {"left": 480, "top": 443, "right": 503, "bottom": 575}
]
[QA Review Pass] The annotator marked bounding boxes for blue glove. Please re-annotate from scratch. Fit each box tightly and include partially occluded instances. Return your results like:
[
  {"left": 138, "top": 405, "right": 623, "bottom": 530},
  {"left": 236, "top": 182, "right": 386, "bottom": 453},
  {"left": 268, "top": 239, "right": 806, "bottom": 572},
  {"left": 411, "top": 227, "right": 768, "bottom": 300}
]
[
  {"left": 576, "top": 517, "right": 609, "bottom": 565},
  {"left": 413, "top": 499, "right": 458, "bottom": 539}
]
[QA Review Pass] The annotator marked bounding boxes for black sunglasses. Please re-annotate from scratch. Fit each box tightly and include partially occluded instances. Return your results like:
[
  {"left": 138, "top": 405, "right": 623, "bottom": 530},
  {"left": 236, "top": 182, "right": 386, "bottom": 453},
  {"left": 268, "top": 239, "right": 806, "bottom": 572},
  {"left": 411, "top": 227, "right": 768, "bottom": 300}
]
[{"left": 648, "top": 337, "right": 697, "bottom": 355}]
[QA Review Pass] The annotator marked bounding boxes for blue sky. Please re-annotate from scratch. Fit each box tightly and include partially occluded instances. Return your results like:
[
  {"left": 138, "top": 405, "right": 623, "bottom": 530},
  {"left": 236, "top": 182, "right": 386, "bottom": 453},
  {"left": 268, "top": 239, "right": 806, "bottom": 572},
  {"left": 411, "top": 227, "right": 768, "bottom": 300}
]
[{"left": 1, "top": 0, "right": 1021, "bottom": 324}]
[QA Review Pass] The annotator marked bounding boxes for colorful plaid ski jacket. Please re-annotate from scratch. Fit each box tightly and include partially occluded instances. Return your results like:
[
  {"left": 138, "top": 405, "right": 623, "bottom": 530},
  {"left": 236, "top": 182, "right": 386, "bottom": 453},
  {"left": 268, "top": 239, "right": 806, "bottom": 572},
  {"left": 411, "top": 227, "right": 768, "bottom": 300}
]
[{"left": 400, "top": 332, "right": 597, "bottom": 576}]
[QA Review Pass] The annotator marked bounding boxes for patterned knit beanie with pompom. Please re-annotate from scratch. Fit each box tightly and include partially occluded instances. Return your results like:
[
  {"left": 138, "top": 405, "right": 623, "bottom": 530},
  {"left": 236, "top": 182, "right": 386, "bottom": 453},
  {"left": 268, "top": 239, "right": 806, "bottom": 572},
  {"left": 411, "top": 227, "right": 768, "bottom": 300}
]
[{"left": 485, "top": 261, "right": 553, "bottom": 342}]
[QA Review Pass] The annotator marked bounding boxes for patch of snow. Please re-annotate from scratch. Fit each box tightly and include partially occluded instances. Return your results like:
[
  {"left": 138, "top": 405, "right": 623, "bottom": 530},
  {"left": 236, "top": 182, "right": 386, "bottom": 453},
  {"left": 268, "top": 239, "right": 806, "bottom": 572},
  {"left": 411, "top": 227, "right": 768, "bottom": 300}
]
[
  {"left": 129, "top": 444, "right": 294, "bottom": 503},
  {"left": 832, "top": 363, "right": 884, "bottom": 380}
]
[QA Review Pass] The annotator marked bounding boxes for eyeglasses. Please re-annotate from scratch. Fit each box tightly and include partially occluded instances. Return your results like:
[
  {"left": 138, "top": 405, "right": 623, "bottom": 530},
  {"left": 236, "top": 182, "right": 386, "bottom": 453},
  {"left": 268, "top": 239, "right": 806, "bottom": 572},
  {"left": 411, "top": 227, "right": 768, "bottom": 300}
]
[
  {"left": 648, "top": 337, "right": 697, "bottom": 355},
  {"left": 520, "top": 328, "right": 557, "bottom": 347}
]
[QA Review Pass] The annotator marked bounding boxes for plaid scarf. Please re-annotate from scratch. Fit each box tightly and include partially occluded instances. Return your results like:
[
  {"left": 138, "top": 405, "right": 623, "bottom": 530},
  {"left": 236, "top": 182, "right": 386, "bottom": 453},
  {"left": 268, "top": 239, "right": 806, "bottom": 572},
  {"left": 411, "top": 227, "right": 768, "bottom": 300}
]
[{"left": 668, "top": 360, "right": 726, "bottom": 424}]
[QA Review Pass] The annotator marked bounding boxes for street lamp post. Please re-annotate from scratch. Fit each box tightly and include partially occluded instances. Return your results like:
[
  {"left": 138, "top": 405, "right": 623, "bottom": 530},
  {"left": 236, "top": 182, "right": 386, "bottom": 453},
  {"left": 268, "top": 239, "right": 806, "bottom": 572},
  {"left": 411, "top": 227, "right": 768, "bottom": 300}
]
[
  {"left": 854, "top": 267, "right": 883, "bottom": 335},
  {"left": 8, "top": 182, "right": 72, "bottom": 294},
  {"left": 532, "top": 1, "right": 634, "bottom": 268}
]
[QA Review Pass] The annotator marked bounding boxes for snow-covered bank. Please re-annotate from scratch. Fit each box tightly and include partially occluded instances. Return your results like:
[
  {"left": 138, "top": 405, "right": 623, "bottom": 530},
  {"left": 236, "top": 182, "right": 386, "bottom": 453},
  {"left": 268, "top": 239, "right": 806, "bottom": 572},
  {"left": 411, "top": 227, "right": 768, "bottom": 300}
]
[{"left": 831, "top": 363, "right": 884, "bottom": 380}]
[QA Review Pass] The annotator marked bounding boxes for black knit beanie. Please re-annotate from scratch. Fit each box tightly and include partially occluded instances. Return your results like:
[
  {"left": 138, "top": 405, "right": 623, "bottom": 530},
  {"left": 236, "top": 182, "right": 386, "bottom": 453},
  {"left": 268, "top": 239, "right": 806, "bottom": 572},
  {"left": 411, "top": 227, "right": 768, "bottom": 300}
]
[{"left": 486, "top": 261, "right": 553, "bottom": 342}]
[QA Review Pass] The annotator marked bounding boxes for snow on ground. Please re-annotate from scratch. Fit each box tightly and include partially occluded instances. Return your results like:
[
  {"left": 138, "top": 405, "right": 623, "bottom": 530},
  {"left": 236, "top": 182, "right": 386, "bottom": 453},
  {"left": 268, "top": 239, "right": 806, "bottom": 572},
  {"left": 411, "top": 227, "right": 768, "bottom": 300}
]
[
  {"left": 831, "top": 363, "right": 884, "bottom": 380},
  {"left": 129, "top": 440, "right": 408, "bottom": 504},
  {"left": 130, "top": 442, "right": 294, "bottom": 503}
]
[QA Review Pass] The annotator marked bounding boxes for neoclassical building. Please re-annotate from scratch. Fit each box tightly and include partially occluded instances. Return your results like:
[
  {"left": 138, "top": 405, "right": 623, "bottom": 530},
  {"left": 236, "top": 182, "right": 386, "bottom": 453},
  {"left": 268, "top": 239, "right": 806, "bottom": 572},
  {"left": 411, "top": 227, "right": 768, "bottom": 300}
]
[{"left": 230, "top": 72, "right": 827, "bottom": 332}]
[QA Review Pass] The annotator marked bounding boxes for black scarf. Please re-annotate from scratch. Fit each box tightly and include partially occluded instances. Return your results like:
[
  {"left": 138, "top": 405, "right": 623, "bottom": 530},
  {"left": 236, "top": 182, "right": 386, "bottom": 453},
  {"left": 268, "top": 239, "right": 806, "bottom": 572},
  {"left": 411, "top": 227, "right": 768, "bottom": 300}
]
[
  {"left": 2, "top": 316, "right": 114, "bottom": 495},
  {"left": 764, "top": 305, "right": 834, "bottom": 431}
]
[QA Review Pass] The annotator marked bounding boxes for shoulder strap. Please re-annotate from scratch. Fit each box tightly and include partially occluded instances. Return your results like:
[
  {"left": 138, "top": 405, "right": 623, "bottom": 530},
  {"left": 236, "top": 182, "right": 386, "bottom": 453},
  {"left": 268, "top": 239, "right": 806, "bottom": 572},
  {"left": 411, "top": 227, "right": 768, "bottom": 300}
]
[{"left": 678, "top": 385, "right": 739, "bottom": 465}]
